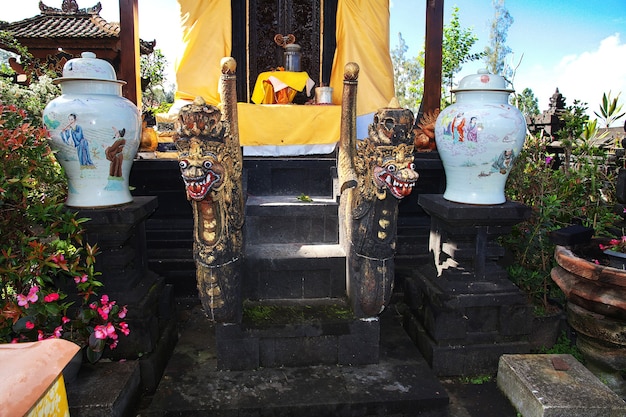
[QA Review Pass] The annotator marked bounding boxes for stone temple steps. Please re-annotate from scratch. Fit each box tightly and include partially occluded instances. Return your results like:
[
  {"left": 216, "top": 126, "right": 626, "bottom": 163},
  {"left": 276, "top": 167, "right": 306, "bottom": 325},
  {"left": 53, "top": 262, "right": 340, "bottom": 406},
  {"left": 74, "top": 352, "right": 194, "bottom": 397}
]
[
  {"left": 243, "top": 156, "right": 345, "bottom": 304},
  {"left": 129, "top": 154, "right": 450, "bottom": 416}
]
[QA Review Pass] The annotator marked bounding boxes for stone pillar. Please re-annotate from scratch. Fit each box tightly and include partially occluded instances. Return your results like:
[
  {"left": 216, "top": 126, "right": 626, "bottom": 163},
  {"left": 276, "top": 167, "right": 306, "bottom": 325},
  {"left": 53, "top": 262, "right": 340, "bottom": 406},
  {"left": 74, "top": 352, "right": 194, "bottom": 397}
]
[
  {"left": 70, "top": 196, "right": 168, "bottom": 359},
  {"left": 403, "top": 194, "right": 533, "bottom": 376}
]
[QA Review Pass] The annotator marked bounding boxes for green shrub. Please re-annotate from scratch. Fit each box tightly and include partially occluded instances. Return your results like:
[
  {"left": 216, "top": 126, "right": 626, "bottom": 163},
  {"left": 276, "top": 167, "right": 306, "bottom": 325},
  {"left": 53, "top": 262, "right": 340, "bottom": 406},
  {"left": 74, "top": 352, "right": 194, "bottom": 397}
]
[{"left": 503, "top": 97, "right": 622, "bottom": 310}]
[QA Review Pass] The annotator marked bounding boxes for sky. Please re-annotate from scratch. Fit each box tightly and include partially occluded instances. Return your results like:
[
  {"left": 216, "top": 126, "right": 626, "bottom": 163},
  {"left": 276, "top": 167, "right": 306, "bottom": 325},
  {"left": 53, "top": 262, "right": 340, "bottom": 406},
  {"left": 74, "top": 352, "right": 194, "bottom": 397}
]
[{"left": 3, "top": 0, "right": 626, "bottom": 119}]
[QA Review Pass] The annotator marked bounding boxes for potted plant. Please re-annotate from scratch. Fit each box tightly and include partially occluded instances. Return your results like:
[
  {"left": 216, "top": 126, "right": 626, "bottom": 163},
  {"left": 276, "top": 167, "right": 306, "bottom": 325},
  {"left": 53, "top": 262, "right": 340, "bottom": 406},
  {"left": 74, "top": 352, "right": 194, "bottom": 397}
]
[
  {"left": 502, "top": 94, "right": 623, "bottom": 352},
  {"left": 0, "top": 100, "right": 129, "bottom": 367},
  {"left": 599, "top": 235, "right": 626, "bottom": 269}
]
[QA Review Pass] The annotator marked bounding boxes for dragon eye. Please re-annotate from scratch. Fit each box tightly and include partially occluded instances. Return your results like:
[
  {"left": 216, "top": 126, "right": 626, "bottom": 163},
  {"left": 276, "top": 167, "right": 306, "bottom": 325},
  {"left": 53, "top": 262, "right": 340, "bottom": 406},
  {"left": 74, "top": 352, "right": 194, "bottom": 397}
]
[
  {"left": 179, "top": 160, "right": 189, "bottom": 169},
  {"left": 387, "top": 164, "right": 396, "bottom": 172},
  {"left": 203, "top": 160, "right": 213, "bottom": 170},
  {"left": 408, "top": 162, "right": 415, "bottom": 170}
]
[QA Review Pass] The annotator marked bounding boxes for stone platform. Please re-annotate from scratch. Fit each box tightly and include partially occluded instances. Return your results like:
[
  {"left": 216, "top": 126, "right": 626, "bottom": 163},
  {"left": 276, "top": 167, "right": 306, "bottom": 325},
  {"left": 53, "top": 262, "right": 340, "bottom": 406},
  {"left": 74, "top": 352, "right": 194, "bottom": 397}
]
[
  {"left": 498, "top": 354, "right": 626, "bottom": 417},
  {"left": 144, "top": 300, "right": 450, "bottom": 417}
]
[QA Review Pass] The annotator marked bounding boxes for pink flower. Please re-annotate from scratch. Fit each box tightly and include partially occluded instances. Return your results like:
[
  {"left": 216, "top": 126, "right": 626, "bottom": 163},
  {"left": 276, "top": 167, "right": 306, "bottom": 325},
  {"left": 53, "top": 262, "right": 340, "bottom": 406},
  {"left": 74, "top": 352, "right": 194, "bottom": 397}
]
[
  {"left": 74, "top": 274, "right": 88, "bottom": 284},
  {"left": 118, "top": 306, "right": 128, "bottom": 319},
  {"left": 109, "top": 340, "right": 119, "bottom": 350},
  {"left": 100, "top": 294, "right": 110, "bottom": 305},
  {"left": 62, "top": 316, "right": 71, "bottom": 324},
  {"left": 25, "top": 321, "right": 35, "bottom": 330},
  {"left": 50, "top": 253, "right": 65, "bottom": 266},
  {"left": 37, "top": 330, "right": 44, "bottom": 341},
  {"left": 119, "top": 321, "right": 130, "bottom": 336},
  {"left": 97, "top": 305, "right": 110, "bottom": 321},
  {"left": 89, "top": 302, "right": 98, "bottom": 310},
  {"left": 17, "top": 286, "right": 39, "bottom": 308},
  {"left": 44, "top": 293, "right": 59, "bottom": 303},
  {"left": 52, "top": 326, "right": 63, "bottom": 338},
  {"left": 94, "top": 323, "right": 118, "bottom": 340}
]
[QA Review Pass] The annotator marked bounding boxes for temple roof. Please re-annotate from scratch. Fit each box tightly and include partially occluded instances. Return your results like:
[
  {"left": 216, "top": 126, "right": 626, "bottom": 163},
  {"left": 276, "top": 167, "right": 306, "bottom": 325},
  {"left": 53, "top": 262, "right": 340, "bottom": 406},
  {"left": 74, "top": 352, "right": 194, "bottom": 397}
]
[{"left": 0, "top": 0, "right": 154, "bottom": 55}]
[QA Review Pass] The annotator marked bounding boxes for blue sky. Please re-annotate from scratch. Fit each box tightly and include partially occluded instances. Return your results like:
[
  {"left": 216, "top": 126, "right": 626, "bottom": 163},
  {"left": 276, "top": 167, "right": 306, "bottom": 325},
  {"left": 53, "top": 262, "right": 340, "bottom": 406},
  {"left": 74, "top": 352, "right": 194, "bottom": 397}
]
[
  {"left": 5, "top": 0, "right": 626, "bottom": 119},
  {"left": 390, "top": 0, "right": 626, "bottom": 118}
]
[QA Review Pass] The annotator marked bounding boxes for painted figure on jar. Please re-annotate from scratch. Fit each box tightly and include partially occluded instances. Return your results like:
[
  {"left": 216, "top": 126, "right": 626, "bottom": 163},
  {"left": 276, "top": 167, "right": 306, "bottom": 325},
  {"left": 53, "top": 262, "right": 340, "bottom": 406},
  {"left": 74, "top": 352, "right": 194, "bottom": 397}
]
[{"left": 61, "top": 113, "right": 95, "bottom": 168}]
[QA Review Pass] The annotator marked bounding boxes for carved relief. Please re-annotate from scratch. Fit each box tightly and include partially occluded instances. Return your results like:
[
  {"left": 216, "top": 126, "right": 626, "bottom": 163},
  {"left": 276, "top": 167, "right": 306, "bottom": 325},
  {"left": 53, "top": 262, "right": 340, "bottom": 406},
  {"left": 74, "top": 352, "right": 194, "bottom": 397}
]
[
  {"left": 338, "top": 63, "right": 418, "bottom": 317},
  {"left": 174, "top": 59, "right": 244, "bottom": 323}
]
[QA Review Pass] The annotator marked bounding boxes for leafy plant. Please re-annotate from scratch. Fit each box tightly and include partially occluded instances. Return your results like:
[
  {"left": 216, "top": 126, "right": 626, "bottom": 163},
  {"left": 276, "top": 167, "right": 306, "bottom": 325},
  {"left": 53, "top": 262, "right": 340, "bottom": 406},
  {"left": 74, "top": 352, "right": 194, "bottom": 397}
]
[
  {"left": 503, "top": 94, "right": 622, "bottom": 310},
  {"left": 441, "top": 6, "right": 486, "bottom": 103},
  {"left": 0, "top": 89, "right": 129, "bottom": 363},
  {"left": 538, "top": 331, "right": 583, "bottom": 363}
]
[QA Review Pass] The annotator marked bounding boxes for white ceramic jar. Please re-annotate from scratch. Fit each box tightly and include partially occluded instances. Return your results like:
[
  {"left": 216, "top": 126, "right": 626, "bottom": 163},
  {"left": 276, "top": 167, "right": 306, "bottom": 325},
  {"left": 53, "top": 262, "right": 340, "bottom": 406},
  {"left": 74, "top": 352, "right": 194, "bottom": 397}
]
[
  {"left": 434, "top": 69, "right": 526, "bottom": 204},
  {"left": 43, "top": 51, "right": 141, "bottom": 207}
]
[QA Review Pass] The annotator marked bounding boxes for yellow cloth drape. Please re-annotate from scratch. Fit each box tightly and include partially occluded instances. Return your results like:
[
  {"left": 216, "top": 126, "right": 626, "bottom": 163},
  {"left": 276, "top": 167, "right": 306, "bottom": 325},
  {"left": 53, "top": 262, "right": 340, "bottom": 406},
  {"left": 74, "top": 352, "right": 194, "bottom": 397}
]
[
  {"left": 238, "top": 103, "right": 341, "bottom": 146},
  {"left": 175, "top": 0, "right": 231, "bottom": 105},
  {"left": 329, "top": 0, "right": 395, "bottom": 115},
  {"left": 251, "top": 71, "right": 314, "bottom": 104}
]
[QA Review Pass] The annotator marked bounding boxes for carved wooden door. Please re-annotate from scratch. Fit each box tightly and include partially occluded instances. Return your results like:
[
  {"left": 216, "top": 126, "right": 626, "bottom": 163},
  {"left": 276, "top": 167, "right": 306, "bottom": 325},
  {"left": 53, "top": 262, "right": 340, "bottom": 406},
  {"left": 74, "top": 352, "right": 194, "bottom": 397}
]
[{"left": 233, "top": 0, "right": 336, "bottom": 102}]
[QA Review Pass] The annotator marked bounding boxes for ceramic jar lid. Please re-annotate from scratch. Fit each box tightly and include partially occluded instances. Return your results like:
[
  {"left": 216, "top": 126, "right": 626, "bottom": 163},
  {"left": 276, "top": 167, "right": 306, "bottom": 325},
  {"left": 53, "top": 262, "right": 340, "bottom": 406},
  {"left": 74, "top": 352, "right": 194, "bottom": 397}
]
[
  {"left": 284, "top": 43, "right": 301, "bottom": 52},
  {"left": 54, "top": 51, "right": 124, "bottom": 84},
  {"left": 452, "top": 69, "right": 513, "bottom": 93}
]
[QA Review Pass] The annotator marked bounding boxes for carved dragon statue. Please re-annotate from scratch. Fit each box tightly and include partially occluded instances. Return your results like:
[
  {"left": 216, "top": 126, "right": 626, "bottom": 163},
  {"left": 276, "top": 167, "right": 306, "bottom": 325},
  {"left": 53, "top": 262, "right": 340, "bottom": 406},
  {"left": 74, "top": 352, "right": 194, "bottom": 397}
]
[
  {"left": 174, "top": 58, "right": 244, "bottom": 323},
  {"left": 338, "top": 62, "right": 418, "bottom": 317}
]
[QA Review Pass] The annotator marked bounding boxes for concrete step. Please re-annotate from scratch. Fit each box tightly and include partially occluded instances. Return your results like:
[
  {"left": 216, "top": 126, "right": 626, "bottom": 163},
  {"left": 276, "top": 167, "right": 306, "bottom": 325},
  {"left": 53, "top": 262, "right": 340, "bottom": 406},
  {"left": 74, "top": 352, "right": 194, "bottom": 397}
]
[
  {"left": 216, "top": 298, "right": 380, "bottom": 370},
  {"left": 145, "top": 302, "right": 450, "bottom": 417},
  {"left": 245, "top": 195, "right": 339, "bottom": 244},
  {"left": 244, "top": 243, "right": 346, "bottom": 300},
  {"left": 244, "top": 156, "right": 337, "bottom": 197}
]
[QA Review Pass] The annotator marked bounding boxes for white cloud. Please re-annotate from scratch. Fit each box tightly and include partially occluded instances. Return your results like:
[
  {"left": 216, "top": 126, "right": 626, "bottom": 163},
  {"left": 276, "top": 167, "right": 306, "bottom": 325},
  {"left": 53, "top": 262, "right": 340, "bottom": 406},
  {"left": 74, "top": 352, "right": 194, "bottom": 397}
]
[{"left": 515, "top": 33, "right": 626, "bottom": 123}]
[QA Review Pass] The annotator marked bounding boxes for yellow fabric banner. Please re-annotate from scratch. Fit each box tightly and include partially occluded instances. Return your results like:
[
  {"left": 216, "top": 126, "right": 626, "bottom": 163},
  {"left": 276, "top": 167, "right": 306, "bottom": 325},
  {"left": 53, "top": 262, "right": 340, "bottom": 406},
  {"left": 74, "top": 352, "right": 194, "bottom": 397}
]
[
  {"left": 238, "top": 103, "right": 341, "bottom": 146},
  {"left": 329, "top": 0, "right": 395, "bottom": 115},
  {"left": 175, "top": 0, "right": 232, "bottom": 105}
]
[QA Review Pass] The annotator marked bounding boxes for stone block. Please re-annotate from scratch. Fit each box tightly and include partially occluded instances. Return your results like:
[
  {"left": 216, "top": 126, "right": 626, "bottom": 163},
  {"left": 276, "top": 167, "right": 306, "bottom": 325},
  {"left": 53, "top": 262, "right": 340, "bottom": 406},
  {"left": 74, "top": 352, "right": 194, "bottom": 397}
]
[
  {"left": 498, "top": 354, "right": 626, "bottom": 417},
  {"left": 216, "top": 324, "right": 260, "bottom": 371},
  {"left": 338, "top": 318, "right": 380, "bottom": 365},
  {"left": 261, "top": 335, "right": 338, "bottom": 367}
]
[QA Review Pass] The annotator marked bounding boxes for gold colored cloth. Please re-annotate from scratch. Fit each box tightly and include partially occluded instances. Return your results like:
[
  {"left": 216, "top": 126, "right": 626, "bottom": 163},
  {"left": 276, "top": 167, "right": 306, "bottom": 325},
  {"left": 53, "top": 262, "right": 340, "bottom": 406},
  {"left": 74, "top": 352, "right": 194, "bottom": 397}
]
[
  {"left": 329, "top": 0, "right": 395, "bottom": 115},
  {"left": 238, "top": 103, "right": 340, "bottom": 146},
  {"left": 175, "top": 0, "right": 232, "bottom": 105},
  {"left": 252, "top": 71, "right": 315, "bottom": 104}
]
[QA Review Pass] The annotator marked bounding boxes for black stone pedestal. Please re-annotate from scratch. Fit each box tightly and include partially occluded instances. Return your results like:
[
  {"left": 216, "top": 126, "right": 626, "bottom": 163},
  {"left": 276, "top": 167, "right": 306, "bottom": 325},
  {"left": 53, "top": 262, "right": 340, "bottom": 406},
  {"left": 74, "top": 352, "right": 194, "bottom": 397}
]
[
  {"left": 403, "top": 194, "right": 533, "bottom": 376},
  {"left": 70, "top": 197, "right": 174, "bottom": 360}
]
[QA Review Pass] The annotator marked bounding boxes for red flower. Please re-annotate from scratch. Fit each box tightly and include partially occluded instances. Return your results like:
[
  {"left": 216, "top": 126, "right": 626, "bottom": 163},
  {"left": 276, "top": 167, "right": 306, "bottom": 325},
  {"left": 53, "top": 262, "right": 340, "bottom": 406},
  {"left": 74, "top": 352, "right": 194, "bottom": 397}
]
[
  {"left": 44, "top": 293, "right": 59, "bottom": 303},
  {"left": 25, "top": 321, "right": 35, "bottom": 330},
  {"left": 119, "top": 321, "right": 130, "bottom": 336}
]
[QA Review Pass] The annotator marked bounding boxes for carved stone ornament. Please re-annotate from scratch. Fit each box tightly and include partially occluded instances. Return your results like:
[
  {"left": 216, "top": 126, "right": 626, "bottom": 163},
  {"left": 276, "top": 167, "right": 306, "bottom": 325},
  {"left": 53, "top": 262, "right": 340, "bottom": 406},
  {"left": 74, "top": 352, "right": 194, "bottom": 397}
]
[
  {"left": 338, "top": 63, "right": 418, "bottom": 317},
  {"left": 174, "top": 58, "right": 244, "bottom": 323}
]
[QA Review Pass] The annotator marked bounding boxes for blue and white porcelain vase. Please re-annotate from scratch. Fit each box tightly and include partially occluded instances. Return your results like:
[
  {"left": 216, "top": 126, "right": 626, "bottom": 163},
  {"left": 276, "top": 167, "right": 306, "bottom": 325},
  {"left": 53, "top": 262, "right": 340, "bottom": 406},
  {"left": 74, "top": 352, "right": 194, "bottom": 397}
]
[
  {"left": 434, "top": 69, "right": 526, "bottom": 205},
  {"left": 43, "top": 52, "right": 141, "bottom": 208}
]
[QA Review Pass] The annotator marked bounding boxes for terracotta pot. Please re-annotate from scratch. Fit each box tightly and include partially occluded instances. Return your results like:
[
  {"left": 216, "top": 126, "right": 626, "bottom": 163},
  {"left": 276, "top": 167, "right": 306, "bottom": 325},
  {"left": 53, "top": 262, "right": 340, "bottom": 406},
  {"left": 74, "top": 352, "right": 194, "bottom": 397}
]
[{"left": 551, "top": 245, "right": 626, "bottom": 397}]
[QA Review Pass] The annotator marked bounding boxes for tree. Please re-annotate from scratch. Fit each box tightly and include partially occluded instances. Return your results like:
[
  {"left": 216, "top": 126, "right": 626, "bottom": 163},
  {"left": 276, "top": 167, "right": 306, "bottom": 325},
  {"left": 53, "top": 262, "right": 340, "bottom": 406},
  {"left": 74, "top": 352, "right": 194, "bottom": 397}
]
[
  {"left": 514, "top": 88, "right": 540, "bottom": 119},
  {"left": 391, "top": 33, "right": 423, "bottom": 114},
  {"left": 442, "top": 6, "right": 485, "bottom": 103},
  {"left": 484, "top": 0, "right": 513, "bottom": 76},
  {"left": 140, "top": 48, "right": 168, "bottom": 110}
]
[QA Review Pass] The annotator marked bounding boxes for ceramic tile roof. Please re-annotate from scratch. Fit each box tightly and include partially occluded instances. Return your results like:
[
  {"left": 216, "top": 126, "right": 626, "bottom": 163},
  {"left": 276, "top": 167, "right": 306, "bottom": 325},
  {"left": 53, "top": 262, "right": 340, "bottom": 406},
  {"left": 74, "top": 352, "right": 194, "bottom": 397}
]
[
  {"left": 1, "top": 1, "right": 118, "bottom": 40},
  {"left": 0, "top": 1, "right": 155, "bottom": 54}
]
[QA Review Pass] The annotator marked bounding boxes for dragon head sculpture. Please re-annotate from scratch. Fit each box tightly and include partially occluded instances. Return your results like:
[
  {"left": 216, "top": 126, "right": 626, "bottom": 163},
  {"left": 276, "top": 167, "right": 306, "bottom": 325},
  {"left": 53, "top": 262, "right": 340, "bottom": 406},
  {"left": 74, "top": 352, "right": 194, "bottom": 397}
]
[
  {"left": 372, "top": 144, "right": 418, "bottom": 199},
  {"left": 355, "top": 106, "right": 418, "bottom": 202},
  {"left": 175, "top": 98, "right": 229, "bottom": 203}
]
